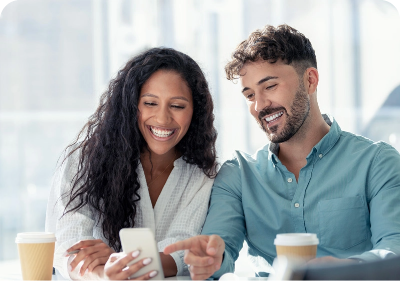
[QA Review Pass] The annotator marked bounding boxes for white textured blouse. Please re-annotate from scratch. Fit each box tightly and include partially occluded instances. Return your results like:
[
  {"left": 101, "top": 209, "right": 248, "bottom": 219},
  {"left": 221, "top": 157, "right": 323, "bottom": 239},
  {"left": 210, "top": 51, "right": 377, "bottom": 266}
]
[{"left": 45, "top": 150, "right": 214, "bottom": 279}]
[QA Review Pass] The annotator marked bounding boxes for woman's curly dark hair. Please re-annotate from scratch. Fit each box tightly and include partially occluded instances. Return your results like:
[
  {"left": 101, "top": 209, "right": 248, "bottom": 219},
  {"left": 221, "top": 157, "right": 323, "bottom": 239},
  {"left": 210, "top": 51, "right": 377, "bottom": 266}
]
[
  {"left": 225, "top": 24, "right": 317, "bottom": 80},
  {"left": 62, "top": 47, "right": 218, "bottom": 251}
]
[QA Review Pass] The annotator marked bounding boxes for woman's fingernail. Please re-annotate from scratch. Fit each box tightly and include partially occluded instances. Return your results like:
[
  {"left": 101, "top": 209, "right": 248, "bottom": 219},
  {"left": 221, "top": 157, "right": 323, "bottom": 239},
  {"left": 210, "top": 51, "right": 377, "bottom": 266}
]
[
  {"left": 143, "top": 258, "right": 152, "bottom": 265},
  {"left": 64, "top": 251, "right": 69, "bottom": 257},
  {"left": 132, "top": 250, "right": 140, "bottom": 258},
  {"left": 149, "top": 270, "right": 158, "bottom": 278},
  {"left": 84, "top": 269, "right": 88, "bottom": 275},
  {"left": 68, "top": 265, "right": 72, "bottom": 272}
]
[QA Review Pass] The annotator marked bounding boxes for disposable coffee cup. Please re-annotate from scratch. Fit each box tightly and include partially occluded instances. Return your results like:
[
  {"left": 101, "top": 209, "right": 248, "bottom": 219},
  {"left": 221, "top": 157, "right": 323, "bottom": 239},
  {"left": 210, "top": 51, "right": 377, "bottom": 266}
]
[
  {"left": 274, "top": 233, "right": 319, "bottom": 262},
  {"left": 15, "top": 232, "right": 56, "bottom": 280}
]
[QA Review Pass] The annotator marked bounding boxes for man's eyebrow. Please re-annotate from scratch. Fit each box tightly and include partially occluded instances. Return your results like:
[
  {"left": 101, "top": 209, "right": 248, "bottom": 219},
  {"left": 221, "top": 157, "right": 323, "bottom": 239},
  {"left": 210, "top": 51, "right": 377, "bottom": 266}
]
[
  {"left": 257, "top": 76, "right": 278, "bottom": 85},
  {"left": 242, "top": 87, "right": 250, "bottom": 93},
  {"left": 241, "top": 76, "right": 278, "bottom": 93}
]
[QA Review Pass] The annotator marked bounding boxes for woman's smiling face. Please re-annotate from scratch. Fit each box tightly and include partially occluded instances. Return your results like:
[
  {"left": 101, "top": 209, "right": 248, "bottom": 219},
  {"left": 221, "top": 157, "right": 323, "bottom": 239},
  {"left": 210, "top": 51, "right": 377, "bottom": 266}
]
[{"left": 138, "top": 70, "right": 193, "bottom": 156}]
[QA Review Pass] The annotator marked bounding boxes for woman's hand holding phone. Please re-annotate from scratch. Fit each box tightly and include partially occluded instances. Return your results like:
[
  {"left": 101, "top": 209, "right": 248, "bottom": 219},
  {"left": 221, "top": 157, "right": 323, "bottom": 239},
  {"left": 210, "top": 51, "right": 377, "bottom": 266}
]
[
  {"left": 66, "top": 239, "right": 115, "bottom": 277},
  {"left": 104, "top": 251, "right": 158, "bottom": 280}
]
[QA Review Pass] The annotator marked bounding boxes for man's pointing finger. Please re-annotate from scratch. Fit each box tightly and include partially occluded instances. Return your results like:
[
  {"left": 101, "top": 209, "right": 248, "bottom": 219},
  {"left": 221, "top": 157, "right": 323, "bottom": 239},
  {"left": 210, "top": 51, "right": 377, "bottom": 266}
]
[{"left": 163, "top": 237, "right": 194, "bottom": 255}]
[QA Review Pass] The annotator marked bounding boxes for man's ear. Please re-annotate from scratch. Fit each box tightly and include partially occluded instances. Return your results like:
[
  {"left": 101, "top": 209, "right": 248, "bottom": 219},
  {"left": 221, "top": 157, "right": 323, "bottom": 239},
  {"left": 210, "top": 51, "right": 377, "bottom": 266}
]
[{"left": 305, "top": 67, "right": 319, "bottom": 95}]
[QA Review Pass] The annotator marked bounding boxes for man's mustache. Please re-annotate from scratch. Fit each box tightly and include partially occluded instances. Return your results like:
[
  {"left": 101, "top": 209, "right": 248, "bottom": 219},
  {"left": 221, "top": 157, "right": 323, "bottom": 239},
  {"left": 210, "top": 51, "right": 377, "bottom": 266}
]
[{"left": 258, "top": 107, "right": 286, "bottom": 122}]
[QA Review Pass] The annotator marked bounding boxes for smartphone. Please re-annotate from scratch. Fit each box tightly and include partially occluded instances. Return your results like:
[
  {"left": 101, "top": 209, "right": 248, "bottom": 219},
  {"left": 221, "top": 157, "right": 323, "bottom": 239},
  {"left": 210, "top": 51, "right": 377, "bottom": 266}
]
[{"left": 119, "top": 228, "right": 164, "bottom": 280}]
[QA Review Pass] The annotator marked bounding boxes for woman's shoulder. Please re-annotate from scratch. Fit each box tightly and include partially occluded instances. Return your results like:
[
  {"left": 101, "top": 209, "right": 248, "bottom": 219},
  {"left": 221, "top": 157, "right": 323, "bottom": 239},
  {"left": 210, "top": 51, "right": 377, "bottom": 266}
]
[
  {"left": 174, "top": 157, "right": 215, "bottom": 186},
  {"left": 177, "top": 157, "right": 212, "bottom": 174},
  {"left": 52, "top": 143, "right": 85, "bottom": 189}
]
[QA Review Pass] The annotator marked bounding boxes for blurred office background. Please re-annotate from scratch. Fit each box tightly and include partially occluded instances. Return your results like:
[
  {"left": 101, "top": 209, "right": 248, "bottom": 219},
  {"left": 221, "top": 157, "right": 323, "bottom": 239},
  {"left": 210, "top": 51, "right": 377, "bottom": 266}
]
[{"left": 0, "top": 0, "right": 400, "bottom": 276}]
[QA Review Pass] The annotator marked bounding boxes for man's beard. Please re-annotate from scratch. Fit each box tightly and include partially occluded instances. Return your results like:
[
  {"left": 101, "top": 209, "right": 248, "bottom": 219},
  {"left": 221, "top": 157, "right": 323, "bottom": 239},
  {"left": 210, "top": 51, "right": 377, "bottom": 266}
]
[{"left": 257, "top": 82, "right": 310, "bottom": 143}]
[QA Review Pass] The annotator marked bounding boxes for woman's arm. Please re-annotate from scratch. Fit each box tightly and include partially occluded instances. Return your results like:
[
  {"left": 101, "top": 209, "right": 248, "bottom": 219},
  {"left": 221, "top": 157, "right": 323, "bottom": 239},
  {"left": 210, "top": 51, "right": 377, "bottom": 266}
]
[
  {"left": 45, "top": 149, "right": 111, "bottom": 280},
  {"left": 157, "top": 172, "right": 214, "bottom": 276},
  {"left": 160, "top": 252, "right": 178, "bottom": 277}
]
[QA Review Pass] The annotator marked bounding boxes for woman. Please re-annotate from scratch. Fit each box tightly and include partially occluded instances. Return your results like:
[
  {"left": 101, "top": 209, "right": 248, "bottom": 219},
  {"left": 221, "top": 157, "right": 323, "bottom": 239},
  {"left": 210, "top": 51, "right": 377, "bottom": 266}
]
[{"left": 45, "top": 47, "right": 218, "bottom": 280}]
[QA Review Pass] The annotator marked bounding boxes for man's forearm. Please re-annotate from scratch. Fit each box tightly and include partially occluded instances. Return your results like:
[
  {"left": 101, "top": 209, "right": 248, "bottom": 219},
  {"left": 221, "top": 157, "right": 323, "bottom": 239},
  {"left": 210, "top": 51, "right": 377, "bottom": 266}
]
[
  {"left": 211, "top": 249, "right": 235, "bottom": 279},
  {"left": 348, "top": 249, "right": 398, "bottom": 262}
]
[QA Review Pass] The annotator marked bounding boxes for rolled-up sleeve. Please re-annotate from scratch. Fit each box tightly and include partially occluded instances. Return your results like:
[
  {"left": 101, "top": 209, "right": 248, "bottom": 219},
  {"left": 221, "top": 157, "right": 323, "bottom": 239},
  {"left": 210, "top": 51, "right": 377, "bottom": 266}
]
[
  {"left": 349, "top": 144, "right": 400, "bottom": 261},
  {"left": 201, "top": 159, "right": 246, "bottom": 279}
]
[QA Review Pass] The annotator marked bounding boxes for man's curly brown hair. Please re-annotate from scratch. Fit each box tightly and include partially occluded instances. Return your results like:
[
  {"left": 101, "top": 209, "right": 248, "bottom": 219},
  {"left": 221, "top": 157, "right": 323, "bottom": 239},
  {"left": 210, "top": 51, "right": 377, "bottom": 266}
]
[{"left": 225, "top": 24, "right": 317, "bottom": 80}]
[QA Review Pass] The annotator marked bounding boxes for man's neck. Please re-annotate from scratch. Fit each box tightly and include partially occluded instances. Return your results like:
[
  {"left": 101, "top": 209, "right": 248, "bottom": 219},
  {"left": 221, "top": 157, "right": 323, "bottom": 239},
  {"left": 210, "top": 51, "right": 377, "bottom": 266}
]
[{"left": 277, "top": 114, "right": 330, "bottom": 181}]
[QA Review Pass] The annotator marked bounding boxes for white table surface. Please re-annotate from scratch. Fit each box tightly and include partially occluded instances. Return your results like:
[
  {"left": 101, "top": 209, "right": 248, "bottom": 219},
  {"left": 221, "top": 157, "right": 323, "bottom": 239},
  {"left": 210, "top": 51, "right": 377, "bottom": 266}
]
[
  {"left": 0, "top": 273, "right": 267, "bottom": 281},
  {"left": 0, "top": 259, "right": 266, "bottom": 280},
  {"left": 0, "top": 272, "right": 268, "bottom": 281},
  {"left": 167, "top": 276, "right": 267, "bottom": 281}
]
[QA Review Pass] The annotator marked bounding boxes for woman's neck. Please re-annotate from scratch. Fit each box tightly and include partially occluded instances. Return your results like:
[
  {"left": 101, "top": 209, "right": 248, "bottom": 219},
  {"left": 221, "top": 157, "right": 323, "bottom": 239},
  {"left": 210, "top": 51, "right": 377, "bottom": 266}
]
[
  {"left": 140, "top": 148, "right": 181, "bottom": 207},
  {"left": 140, "top": 148, "right": 180, "bottom": 175}
]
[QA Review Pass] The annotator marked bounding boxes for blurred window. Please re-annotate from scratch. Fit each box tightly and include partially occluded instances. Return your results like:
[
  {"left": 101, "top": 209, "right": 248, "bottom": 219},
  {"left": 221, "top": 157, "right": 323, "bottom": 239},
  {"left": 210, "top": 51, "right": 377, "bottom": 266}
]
[{"left": 1, "top": 0, "right": 399, "bottom": 276}]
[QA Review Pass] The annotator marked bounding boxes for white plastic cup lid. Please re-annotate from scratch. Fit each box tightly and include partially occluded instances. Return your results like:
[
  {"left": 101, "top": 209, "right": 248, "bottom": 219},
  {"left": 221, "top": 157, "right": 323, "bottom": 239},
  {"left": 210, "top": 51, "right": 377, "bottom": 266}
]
[
  {"left": 274, "top": 233, "right": 319, "bottom": 246},
  {"left": 15, "top": 232, "right": 56, "bottom": 244}
]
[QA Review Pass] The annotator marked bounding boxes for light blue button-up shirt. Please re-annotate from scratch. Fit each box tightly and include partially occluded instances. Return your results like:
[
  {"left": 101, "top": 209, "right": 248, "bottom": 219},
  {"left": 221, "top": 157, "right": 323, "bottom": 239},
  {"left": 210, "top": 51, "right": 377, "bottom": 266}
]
[{"left": 202, "top": 116, "right": 400, "bottom": 277}]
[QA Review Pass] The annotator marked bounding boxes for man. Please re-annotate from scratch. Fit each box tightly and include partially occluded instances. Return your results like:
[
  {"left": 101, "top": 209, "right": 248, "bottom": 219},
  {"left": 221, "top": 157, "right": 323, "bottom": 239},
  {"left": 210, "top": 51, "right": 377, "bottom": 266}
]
[{"left": 164, "top": 24, "right": 400, "bottom": 279}]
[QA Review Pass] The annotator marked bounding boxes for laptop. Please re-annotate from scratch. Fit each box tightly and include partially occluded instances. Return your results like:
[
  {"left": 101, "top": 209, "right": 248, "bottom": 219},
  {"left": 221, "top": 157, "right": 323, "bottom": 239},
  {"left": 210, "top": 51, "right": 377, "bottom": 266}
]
[{"left": 269, "top": 255, "right": 400, "bottom": 280}]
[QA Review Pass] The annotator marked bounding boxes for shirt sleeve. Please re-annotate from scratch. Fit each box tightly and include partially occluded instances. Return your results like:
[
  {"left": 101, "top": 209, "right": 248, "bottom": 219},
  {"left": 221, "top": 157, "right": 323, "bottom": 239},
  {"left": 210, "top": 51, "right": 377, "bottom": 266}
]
[
  {"left": 45, "top": 149, "right": 96, "bottom": 280},
  {"left": 348, "top": 143, "right": 400, "bottom": 262},
  {"left": 156, "top": 173, "right": 214, "bottom": 276},
  {"left": 200, "top": 159, "right": 246, "bottom": 279}
]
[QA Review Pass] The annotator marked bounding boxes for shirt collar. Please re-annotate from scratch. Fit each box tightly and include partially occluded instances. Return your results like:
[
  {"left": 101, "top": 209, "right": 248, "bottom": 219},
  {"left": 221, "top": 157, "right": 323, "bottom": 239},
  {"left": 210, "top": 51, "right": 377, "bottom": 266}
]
[
  {"left": 311, "top": 114, "right": 340, "bottom": 158},
  {"left": 269, "top": 142, "right": 279, "bottom": 165},
  {"left": 268, "top": 114, "right": 341, "bottom": 164}
]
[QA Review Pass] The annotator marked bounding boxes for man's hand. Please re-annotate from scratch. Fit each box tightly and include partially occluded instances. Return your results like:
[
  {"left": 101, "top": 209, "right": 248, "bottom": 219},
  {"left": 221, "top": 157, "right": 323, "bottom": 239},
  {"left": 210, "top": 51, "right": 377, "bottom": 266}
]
[
  {"left": 308, "top": 256, "right": 359, "bottom": 264},
  {"left": 163, "top": 235, "right": 225, "bottom": 280}
]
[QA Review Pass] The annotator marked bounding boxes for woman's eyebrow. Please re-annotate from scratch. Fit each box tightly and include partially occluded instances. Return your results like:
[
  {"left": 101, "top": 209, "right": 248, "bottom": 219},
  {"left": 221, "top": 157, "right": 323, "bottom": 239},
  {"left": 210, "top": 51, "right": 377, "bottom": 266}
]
[
  {"left": 141, "top": 93, "right": 189, "bottom": 102},
  {"left": 170, "top": 96, "right": 189, "bottom": 102},
  {"left": 141, "top": 93, "right": 159, "bottom": 98}
]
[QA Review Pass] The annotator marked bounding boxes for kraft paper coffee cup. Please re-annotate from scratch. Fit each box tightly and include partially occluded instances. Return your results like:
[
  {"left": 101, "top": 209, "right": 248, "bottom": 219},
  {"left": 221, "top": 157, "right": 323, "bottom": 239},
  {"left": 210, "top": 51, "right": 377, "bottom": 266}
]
[
  {"left": 15, "top": 232, "right": 56, "bottom": 280},
  {"left": 274, "top": 233, "right": 319, "bottom": 262}
]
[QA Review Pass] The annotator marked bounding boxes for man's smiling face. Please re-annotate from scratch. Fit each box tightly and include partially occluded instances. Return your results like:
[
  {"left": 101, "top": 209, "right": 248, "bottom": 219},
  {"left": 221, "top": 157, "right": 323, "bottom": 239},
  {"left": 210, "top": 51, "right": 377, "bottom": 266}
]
[{"left": 240, "top": 59, "right": 310, "bottom": 143}]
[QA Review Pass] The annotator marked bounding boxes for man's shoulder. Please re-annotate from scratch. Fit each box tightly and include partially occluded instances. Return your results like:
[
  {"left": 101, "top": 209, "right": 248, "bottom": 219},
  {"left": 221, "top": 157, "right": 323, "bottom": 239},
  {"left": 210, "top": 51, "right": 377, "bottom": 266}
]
[
  {"left": 336, "top": 130, "right": 400, "bottom": 167},
  {"left": 216, "top": 145, "right": 270, "bottom": 179},
  {"left": 340, "top": 130, "right": 374, "bottom": 144},
  {"left": 221, "top": 145, "right": 270, "bottom": 168},
  {"left": 339, "top": 130, "right": 396, "bottom": 152}
]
